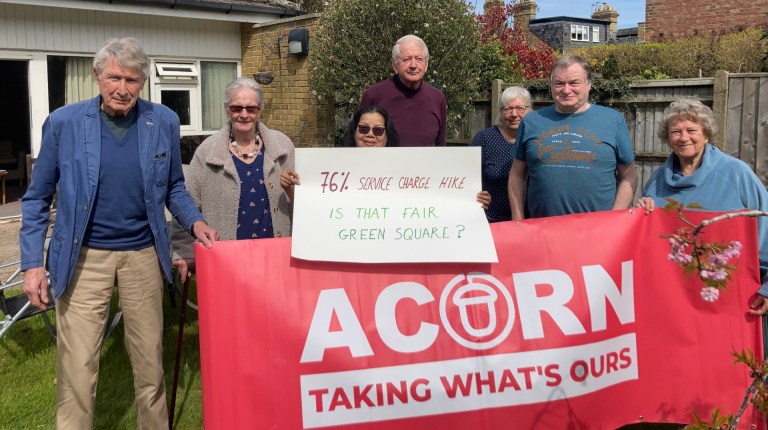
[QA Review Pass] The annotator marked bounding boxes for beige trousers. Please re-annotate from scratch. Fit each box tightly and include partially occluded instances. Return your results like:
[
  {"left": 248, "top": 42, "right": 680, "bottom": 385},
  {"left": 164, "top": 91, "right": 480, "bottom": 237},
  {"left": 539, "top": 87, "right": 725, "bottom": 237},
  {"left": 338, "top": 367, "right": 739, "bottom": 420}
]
[{"left": 55, "top": 246, "right": 168, "bottom": 430}]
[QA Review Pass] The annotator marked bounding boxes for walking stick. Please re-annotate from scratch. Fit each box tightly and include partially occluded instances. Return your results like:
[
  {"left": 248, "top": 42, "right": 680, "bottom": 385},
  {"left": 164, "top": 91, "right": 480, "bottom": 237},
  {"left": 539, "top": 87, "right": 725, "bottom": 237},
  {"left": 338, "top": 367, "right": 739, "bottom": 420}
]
[{"left": 169, "top": 266, "right": 193, "bottom": 430}]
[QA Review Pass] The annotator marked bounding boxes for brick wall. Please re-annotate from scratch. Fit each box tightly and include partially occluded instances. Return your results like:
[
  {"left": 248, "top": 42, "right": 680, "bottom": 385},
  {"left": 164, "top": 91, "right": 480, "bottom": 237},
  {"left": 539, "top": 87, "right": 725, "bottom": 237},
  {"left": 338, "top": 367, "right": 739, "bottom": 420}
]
[
  {"left": 241, "top": 14, "right": 335, "bottom": 148},
  {"left": 646, "top": 0, "right": 768, "bottom": 41}
]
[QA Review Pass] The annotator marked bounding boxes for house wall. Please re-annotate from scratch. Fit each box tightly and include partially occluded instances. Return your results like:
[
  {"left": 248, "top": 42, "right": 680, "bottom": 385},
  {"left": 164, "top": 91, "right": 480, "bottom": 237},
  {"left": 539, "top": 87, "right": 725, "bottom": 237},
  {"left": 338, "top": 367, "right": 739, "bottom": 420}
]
[
  {"left": 0, "top": 2, "right": 242, "bottom": 59},
  {"left": 242, "top": 14, "right": 335, "bottom": 147},
  {"left": 645, "top": 0, "right": 768, "bottom": 41},
  {"left": 0, "top": 2, "right": 247, "bottom": 156}
]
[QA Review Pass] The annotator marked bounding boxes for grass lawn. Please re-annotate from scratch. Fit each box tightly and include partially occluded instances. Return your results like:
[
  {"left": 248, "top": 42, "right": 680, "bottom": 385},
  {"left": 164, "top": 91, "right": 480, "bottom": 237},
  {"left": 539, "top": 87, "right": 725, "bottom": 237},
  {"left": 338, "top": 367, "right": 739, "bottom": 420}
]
[{"left": 0, "top": 280, "right": 203, "bottom": 430}]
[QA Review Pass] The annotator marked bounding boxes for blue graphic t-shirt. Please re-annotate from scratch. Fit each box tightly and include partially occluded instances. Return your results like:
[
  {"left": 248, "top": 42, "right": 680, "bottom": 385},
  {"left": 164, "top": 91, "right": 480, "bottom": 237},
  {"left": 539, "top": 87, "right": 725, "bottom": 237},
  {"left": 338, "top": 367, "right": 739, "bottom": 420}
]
[{"left": 515, "top": 104, "right": 635, "bottom": 218}]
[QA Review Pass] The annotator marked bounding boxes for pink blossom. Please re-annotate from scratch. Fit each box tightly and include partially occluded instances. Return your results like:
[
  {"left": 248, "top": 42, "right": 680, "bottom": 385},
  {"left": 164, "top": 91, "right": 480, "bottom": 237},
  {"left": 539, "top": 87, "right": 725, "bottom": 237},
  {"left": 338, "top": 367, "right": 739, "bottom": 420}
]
[
  {"left": 700, "top": 287, "right": 720, "bottom": 302},
  {"left": 723, "top": 241, "right": 742, "bottom": 259},
  {"left": 709, "top": 253, "right": 728, "bottom": 266},
  {"left": 710, "top": 269, "right": 728, "bottom": 281}
]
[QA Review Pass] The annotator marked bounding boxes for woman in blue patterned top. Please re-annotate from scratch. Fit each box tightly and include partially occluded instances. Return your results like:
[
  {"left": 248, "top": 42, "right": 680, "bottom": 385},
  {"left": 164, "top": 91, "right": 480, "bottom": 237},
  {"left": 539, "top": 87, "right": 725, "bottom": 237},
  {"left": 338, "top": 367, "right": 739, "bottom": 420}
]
[
  {"left": 470, "top": 86, "right": 531, "bottom": 222},
  {"left": 172, "top": 77, "right": 295, "bottom": 281}
]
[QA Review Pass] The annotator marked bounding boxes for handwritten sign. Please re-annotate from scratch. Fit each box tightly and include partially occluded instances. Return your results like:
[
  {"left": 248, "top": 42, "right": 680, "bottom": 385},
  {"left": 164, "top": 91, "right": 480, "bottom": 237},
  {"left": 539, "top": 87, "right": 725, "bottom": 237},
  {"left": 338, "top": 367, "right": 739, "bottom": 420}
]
[{"left": 291, "top": 147, "right": 497, "bottom": 263}]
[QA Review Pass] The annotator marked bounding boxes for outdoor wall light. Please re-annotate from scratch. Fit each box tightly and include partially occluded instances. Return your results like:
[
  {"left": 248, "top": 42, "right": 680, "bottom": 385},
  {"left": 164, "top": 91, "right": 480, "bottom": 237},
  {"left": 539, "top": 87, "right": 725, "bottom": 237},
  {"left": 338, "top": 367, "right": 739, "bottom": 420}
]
[{"left": 288, "top": 28, "right": 309, "bottom": 56}]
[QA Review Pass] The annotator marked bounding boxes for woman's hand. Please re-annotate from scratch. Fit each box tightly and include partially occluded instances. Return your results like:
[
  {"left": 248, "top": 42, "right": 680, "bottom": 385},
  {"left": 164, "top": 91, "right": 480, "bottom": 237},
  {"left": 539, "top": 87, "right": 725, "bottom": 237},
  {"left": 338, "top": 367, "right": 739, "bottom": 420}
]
[
  {"left": 280, "top": 170, "right": 300, "bottom": 190},
  {"left": 476, "top": 191, "right": 491, "bottom": 210},
  {"left": 749, "top": 295, "right": 768, "bottom": 316},
  {"left": 280, "top": 170, "right": 300, "bottom": 200},
  {"left": 173, "top": 258, "right": 195, "bottom": 283},
  {"left": 636, "top": 197, "right": 655, "bottom": 214}
]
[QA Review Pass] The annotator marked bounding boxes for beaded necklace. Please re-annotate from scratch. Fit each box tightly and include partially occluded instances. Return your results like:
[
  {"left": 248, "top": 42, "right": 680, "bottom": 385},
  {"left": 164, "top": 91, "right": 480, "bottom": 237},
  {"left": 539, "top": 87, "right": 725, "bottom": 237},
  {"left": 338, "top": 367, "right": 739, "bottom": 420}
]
[{"left": 230, "top": 133, "right": 263, "bottom": 159}]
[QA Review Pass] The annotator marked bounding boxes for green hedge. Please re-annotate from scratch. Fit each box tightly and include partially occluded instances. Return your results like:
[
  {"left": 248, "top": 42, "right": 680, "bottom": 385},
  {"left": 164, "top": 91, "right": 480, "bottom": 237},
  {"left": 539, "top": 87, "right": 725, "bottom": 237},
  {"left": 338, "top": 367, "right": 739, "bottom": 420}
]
[{"left": 571, "top": 28, "right": 767, "bottom": 79}]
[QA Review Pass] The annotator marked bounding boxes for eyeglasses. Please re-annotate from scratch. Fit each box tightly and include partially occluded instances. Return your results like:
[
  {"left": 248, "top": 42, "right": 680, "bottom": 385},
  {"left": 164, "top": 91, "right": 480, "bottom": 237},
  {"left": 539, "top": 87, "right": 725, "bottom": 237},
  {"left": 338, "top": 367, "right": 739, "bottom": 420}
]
[
  {"left": 502, "top": 106, "right": 529, "bottom": 114},
  {"left": 357, "top": 125, "right": 386, "bottom": 136},
  {"left": 228, "top": 105, "right": 260, "bottom": 114}
]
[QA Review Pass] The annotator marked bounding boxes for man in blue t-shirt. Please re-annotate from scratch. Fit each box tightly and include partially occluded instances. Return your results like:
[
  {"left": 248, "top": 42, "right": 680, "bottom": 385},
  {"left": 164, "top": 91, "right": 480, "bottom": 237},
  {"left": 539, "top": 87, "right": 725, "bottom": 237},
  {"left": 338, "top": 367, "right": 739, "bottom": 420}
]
[{"left": 508, "top": 56, "right": 637, "bottom": 219}]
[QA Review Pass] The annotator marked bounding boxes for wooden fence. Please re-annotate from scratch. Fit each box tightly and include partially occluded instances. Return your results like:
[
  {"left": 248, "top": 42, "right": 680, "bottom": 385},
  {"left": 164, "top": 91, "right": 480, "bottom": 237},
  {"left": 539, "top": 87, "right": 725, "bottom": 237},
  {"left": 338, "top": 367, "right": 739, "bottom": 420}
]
[{"left": 450, "top": 72, "right": 768, "bottom": 199}]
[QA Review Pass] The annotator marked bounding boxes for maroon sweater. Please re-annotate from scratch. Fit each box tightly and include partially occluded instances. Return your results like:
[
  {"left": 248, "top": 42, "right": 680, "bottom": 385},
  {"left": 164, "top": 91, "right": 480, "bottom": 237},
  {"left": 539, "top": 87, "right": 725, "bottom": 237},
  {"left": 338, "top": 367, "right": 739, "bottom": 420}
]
[{"left": 360, "top": 75, "right": 447, "bottom": 147}]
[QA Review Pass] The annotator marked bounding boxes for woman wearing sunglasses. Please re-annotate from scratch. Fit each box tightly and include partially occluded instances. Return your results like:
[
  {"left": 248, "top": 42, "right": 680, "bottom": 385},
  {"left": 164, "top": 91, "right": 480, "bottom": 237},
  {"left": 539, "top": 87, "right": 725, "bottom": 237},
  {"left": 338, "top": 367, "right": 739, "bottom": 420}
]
[
  {"left": 280, "top": 105, "right": 490, "bottom": 209},
  {"left": 172, "top": 77, "right": 295, "bottom": 282},
  {"left": 340, "top": 105, "right": 400, "bottom": 147}
]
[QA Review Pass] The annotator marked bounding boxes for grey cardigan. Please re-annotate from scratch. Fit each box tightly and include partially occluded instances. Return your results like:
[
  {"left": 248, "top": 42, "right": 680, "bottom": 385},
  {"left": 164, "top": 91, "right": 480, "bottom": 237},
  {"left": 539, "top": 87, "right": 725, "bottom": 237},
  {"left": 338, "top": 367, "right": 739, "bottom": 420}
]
[{"left": 172, "top": 122, "right": 294, "bottom": 260}]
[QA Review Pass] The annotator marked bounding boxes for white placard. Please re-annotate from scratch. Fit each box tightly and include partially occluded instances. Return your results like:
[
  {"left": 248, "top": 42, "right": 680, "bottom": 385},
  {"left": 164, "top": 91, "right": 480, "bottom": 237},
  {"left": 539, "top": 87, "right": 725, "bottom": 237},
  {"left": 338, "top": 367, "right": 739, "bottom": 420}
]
[{"left": 291, "top": 147, "right": 497, "bottom": 263}]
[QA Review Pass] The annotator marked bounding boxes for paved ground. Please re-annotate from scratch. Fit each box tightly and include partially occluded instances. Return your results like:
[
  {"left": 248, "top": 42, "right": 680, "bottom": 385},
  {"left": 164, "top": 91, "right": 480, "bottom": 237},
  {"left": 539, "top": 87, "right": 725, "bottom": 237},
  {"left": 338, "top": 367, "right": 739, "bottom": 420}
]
[
  {"left": 0, "top": 218, "right": 21, "bottom": 280},
  {"left": 1, "top": 183, "right": 24, "bottom": 279}
]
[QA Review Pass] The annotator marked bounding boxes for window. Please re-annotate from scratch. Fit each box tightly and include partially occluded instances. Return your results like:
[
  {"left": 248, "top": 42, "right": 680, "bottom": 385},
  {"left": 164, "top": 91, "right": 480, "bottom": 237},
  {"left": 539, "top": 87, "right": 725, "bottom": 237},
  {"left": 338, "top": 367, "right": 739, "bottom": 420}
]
[
  {"left": 48, "top": 55, "right": 149, "bottom": 112},
  {"left": 200, "top": 62, "right": 236, "bottom": 130},
  {"left": 592, "top": 26, "right": 600, "bottom": 43},
  {"left": 571, "top": 25, "right": 589, "bottom": 41},
  {"left": 152, "top": 61, "right": 237, "bottom": 134},
  {"left": 156, "top": 63, "right": 198, "bottom": 78},
  {"left": 46, "top": 57, "right": 237, "bottom": 134}
]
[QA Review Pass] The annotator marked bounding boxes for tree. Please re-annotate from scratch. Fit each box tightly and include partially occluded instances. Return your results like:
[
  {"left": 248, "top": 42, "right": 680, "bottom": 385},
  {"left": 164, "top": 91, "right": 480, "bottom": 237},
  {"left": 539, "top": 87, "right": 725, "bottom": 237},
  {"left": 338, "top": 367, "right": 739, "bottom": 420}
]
[
  {"left": 308, "top": 0, "right": 482, "bottom": 134},
  {"left": 476, "top": 4, "right": 557, "bottom": 80}
]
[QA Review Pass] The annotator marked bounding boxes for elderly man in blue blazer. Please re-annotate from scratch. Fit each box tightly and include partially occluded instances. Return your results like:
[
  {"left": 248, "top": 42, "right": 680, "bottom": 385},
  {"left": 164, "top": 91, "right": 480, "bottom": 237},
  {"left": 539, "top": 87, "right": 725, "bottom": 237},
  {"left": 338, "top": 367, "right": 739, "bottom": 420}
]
[{"left": 19, "top": 37, "right": 218, "bottom": 430}]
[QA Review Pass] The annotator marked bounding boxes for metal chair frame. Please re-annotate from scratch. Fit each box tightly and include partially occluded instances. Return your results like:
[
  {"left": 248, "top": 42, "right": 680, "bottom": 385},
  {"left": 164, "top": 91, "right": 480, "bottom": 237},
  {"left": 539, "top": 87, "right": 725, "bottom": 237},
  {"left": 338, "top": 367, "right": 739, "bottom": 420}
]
[
  {"left": 0, "top": 260, "right": 56, "bottom": 340},
  {"left": 0, "top": 259, "right": 123, "bottom": 342}
]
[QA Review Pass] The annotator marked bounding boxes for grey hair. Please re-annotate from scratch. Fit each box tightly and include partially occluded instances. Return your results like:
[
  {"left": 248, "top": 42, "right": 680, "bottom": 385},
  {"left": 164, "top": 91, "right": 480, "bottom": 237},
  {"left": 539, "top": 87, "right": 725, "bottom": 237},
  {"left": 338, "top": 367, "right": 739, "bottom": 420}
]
[
  {"left": 496, "top": 86, "right": 532, "bottom": 124},
  {"left": 391, "top": 35, "right": 430, "bottom": 63},
  {"left": 224, "top": 77, "right": 264, "bottom": 110},
  {"left": 657, "top": 98, "right": 716, "bottom": 144},
  {"left": 93, "top": 37, "right": 150, "bottom": 81},
  {"left": 549, "top": 55, "right": 593, "bottom": 84}
]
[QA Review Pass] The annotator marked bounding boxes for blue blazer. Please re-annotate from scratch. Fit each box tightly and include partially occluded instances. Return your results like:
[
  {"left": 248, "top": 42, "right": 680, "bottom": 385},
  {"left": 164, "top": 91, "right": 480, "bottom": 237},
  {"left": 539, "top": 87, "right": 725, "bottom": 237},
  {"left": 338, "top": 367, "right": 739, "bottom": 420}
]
[{"left": 20, "top": 96, "right": 203, "bottom": 298}]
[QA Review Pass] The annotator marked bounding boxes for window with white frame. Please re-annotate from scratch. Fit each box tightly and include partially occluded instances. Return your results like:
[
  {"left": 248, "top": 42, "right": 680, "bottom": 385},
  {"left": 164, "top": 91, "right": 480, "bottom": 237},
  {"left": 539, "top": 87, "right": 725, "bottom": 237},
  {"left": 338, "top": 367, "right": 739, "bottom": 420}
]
[
  {"left": 47, "top": 55, "right": 149, "bottom": 111},
  {"left": 47, "top": 57, "right": 236, "bottom": 135},
  {"left": 571, "top": 25, "right": 590, "bottom": 41},
  {"left": 152, "top": 60, "right": 237, "bottom": 135},
  {"left": 592, "top": 26, "right": 600, "bottom": 42}
]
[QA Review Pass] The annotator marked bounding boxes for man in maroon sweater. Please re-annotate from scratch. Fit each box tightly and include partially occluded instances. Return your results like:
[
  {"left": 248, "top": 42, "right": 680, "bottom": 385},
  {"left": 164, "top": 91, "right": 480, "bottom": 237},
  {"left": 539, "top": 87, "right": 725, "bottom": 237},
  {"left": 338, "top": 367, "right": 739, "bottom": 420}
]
[{"left": 360, "top": 34, "right": 447, "bottom": 147}]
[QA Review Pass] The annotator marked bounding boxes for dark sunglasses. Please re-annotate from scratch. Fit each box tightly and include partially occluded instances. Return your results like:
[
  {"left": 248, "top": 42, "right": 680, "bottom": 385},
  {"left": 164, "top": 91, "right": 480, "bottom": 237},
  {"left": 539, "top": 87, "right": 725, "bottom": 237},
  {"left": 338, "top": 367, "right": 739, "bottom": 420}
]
[
  {"left": 229, "top": 105, "right": 260, "bottom": 114},
  {"left": 357, "top": 125, "right": 386, "bottom": 136}
]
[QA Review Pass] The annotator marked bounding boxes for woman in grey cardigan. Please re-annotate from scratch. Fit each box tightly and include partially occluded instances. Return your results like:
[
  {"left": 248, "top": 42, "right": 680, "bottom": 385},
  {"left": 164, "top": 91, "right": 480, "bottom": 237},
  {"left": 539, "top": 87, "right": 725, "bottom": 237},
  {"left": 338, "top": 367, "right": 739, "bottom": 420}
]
[{"left": 172, "top": 77, "right": 295, "bottom": 281}]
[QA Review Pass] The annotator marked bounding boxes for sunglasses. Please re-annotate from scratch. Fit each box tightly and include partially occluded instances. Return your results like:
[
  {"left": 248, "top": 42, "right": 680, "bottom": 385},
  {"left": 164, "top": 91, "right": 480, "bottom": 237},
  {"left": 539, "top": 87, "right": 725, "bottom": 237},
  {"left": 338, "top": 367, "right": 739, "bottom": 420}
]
[
  {"left": 357, "top": 125, "right": 386, "bottom": 136},
  {"left": 228, "top": 105, "right": 260, "bottom": 114}
]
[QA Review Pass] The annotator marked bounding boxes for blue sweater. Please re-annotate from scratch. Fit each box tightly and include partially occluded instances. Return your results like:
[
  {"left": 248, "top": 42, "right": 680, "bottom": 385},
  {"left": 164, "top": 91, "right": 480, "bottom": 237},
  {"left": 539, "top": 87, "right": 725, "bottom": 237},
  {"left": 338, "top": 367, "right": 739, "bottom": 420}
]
[
  {"left": 20, "top": 97, "right": 203, "bottom": 298},
  {"left": 643, "top": 144, "right": 768, "bottom": 295}
]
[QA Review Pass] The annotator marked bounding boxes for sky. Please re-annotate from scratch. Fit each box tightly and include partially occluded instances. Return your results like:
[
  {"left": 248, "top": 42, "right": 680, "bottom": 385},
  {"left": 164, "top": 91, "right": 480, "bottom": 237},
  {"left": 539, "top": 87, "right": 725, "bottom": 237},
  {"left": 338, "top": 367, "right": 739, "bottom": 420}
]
[{"left": 472, "top": 0, "right": 646, "bottom": 30}]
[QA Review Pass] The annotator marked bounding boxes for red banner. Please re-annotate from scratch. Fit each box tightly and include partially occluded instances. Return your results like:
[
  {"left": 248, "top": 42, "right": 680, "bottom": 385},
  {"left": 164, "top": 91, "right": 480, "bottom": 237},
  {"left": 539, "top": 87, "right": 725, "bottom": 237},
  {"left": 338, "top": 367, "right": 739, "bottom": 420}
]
[{"left": 195, "top": 209, "right": 765, "bottom": 429}]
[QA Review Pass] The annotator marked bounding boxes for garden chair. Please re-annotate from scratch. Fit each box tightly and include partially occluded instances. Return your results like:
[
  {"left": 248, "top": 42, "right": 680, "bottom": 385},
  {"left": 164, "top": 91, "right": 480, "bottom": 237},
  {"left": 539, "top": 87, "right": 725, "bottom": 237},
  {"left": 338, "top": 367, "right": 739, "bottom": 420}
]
[
  {"left": 0, "top": 259, "right": 123, "bottom": 341},
  {"left": 0, "top": 260, "right": 56, "bottom": 340}
]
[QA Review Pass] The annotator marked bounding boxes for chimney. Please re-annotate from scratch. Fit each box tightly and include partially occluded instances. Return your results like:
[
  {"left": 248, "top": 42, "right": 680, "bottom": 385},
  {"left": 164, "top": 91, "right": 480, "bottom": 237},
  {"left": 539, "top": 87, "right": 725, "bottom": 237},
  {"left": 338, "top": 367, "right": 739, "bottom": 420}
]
[
  {"left": 591, "top": 2, "right": 619, "bottom": 37},
  {"left": 512, "top": 0, "right": 537, "bottom": 34},
  {"left": 483, "top": 0, "right": 504, "bottom": 15}
]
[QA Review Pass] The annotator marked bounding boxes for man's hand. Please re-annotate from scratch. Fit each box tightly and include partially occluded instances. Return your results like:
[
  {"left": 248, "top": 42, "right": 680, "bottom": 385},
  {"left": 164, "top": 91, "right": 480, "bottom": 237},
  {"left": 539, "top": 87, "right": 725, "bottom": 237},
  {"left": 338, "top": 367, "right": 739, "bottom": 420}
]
[
  {"left": 192, "top": 220, "right": 219, "bottom": 248},
  {"left": 172, "top": 258, "right": 195, "bottom": 283},
  {"left": 23, "top": 267, "right": 50, "bottom": 311}
]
